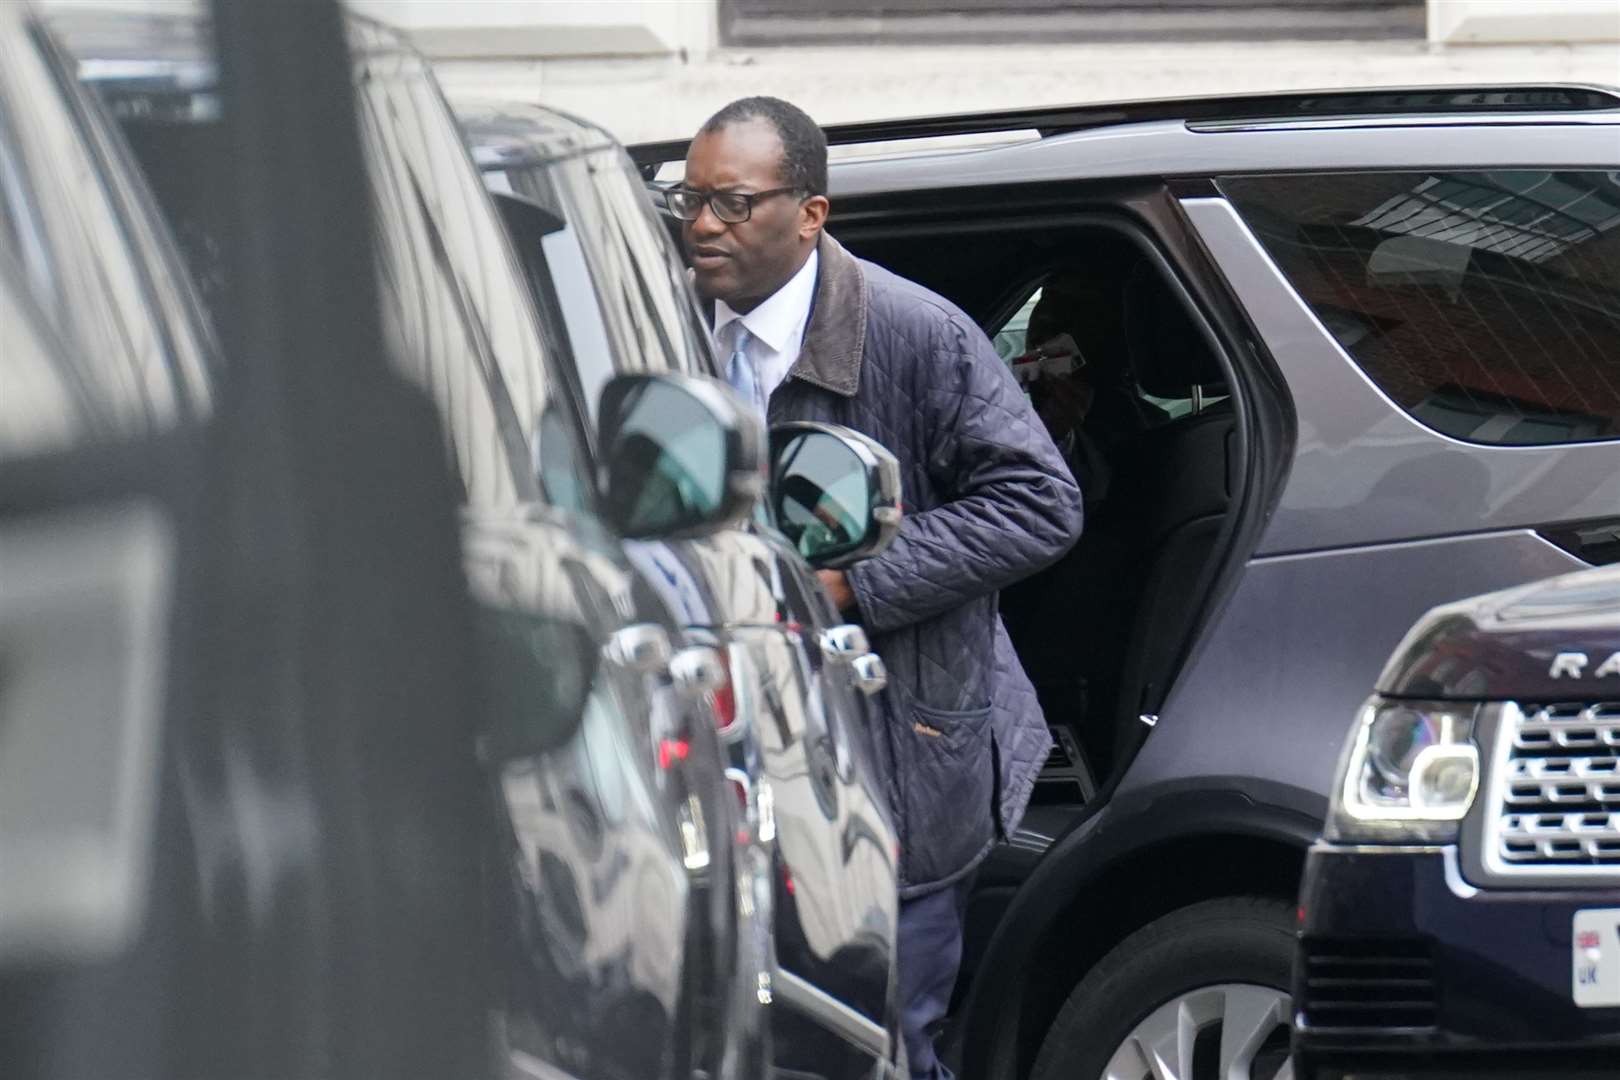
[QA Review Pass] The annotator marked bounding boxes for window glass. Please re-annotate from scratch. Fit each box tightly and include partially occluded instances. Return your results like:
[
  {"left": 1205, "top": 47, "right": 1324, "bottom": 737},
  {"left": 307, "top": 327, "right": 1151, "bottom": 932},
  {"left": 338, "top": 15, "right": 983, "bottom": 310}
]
[
  {"left": 1224, "top": 170, "right": 1620, "bottom": 446},
  {"left": 994, "top": 287, "right": 1041, "bottom": 362},
  {"left": 494, "top": 145, "right": 719, "bottom": 402},
  {"left": 0, "top": 270, "right": 81, "bottom": 460},
  {"left": 0, "top": 21, "right": 196, "bottom": 443},
  {"left": 347, "top": 42, "right": 593, "bottom": 511},
  {"left": 70, "top": 25, "right": 596, "bottom": 513}
]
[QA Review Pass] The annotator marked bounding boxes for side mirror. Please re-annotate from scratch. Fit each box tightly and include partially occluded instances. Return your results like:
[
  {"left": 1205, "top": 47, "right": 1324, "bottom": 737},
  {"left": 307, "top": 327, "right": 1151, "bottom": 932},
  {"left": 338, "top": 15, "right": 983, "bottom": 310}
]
[
  {"left": 596, "top": 373, "right": 763, "bottom": 539},
  {"left": 474, "top": 607, "right": 599, "bottom": 761},
  {"left": 768, "top": 422, "right": 901, "bottom": 569}
]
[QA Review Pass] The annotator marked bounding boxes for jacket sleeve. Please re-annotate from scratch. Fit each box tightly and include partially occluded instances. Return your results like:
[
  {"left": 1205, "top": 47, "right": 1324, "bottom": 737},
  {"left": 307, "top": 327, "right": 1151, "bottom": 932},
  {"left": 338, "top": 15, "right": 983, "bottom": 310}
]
[{"left": 844, "top": 312, "right": 1083, "bottom": 634}]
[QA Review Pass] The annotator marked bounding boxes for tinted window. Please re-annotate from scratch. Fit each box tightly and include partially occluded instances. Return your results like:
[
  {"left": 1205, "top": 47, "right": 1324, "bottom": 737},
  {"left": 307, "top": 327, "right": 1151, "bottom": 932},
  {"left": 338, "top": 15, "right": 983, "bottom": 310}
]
[
  {"left": 71, "top": 26, "right": 595, "bottom": 512},
  {"left": 489, "top": 143, "right": 718, "bottom": 402},
  {"left": 0, "top": 20, "right": 207, "bottom": 444},
  {"left": 0, "top": 269, "right": 80, "bottom": 459},
  {"left": 1224, "top": 170, "right": 1620, "bottom": 446}
]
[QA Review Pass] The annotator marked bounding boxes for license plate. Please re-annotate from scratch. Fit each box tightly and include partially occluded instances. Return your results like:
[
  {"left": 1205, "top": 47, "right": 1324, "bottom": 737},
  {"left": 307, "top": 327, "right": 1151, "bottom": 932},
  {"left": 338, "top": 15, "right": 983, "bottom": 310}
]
[{"left": 1573, "top": 909, "right": 1620, "bottom": 1006}]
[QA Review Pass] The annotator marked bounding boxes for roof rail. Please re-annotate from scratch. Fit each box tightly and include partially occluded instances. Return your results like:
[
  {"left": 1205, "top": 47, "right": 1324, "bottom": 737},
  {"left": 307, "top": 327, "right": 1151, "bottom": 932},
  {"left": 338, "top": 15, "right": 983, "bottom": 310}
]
[{"left": 630, "top": 83, "right": 1620, "bottom": 178}]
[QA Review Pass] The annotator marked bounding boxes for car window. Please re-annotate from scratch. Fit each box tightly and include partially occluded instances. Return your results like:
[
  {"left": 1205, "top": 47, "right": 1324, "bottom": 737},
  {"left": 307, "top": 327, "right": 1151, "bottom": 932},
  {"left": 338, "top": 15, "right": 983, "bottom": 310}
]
[
  {"left": 994, "top": 287, "right": 1040, "bottom": 362},
  {"left": 1224, "top": 170, "right": 1620, "bottom": 446},
  {"left": 0, "top": 267, "right": 81, "bottom": 460},
  {"left": 72, "top": 27, "right": 597, "bottom": 514},
  {"left": 0, "top": 20, "right": 202, "bottom": 445},
  {"left": 489, "top": 143, "right": 719, "bottom": 409}
]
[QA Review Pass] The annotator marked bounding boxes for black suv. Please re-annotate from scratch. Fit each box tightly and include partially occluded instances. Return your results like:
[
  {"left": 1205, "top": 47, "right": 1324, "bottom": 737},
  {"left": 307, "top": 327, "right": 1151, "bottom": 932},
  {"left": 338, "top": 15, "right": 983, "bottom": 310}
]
[
  {"left": 458, "top": 100, "right": 908, "bottom": 1079},
  {"left": 50, "top": 10, "right": 907, "bottom": 1079},
  {"left": 1297, "top": 562, "right": 1620, "bottom": 1079}
]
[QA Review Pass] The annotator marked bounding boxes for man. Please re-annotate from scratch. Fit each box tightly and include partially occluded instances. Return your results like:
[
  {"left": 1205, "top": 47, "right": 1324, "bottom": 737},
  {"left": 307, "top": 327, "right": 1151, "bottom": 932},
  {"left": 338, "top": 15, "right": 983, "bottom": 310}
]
[{"left": 673, "top": 97, "right": 1082, "bottom": 1079}]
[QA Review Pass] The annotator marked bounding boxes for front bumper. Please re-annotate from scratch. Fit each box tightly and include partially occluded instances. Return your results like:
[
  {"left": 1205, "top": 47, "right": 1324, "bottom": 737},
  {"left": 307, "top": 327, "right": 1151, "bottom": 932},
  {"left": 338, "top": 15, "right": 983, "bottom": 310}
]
[{"left": 1294, "top": 844, "right": 1620, "bottom": 1078}]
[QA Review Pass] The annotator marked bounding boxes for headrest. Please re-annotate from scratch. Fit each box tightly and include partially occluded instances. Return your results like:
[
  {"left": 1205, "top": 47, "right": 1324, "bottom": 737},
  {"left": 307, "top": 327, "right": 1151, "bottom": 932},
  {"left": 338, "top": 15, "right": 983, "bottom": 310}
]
[{"left": 1122, "top": 264, "right": 1224, "bottom": 399}]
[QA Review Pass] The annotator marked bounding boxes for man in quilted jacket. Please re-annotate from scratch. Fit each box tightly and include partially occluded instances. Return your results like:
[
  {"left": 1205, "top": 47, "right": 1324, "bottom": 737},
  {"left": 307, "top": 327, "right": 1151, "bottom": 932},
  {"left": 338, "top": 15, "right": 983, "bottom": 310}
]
[{"left": 675, "top": 96, "right": 1083, "bottom": 1079}]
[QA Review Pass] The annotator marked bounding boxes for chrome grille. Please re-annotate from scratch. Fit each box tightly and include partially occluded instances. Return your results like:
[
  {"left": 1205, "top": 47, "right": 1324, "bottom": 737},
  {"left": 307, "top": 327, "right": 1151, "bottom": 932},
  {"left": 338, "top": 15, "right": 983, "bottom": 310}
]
[{"left": 1492, "top": 703, "right": 1620, "bottom": 870}]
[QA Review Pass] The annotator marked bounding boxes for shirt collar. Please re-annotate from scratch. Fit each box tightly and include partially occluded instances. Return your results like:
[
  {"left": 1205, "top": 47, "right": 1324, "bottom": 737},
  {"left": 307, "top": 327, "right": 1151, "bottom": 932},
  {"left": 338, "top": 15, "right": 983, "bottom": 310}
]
[{"left": 713, "top": 248, "right": 819, "bottom": 354}]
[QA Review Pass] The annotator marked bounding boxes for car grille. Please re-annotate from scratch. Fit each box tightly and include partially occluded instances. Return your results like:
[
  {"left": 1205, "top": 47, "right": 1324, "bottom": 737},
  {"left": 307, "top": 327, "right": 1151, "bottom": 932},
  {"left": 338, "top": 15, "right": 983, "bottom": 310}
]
[
  {"left": 1299, "top": 938, "right": 1437, "bottom": 1030},
  {"left": 1489, "top": 702, "right": 1620, "bottom": 872}
]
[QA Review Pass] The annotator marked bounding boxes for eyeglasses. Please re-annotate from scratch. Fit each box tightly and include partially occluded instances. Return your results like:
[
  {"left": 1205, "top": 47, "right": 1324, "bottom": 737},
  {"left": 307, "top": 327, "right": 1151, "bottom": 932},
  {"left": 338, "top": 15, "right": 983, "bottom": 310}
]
[{"left": 665, "top": 186, "right": 803, "bottom": 224}]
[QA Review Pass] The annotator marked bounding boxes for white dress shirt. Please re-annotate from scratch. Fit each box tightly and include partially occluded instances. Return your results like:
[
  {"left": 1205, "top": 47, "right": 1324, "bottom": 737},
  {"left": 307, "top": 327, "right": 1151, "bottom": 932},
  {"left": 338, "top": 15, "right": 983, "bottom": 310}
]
[{"left": 713, "top": 248, "right": 819, "bottom": 414}]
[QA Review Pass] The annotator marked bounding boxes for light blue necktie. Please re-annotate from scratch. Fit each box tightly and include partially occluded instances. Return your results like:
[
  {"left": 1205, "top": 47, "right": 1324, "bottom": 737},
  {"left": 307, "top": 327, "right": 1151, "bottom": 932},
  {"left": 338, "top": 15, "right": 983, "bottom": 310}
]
[{"left": 725, "top": 323, "right": 763, "bottom": 418}]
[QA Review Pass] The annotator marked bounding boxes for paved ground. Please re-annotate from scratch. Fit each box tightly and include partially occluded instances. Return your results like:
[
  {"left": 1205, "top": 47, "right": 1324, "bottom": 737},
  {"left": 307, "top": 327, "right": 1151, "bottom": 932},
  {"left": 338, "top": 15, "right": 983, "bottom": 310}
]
[{"left": 435, "top": 38, "right": 1620, "bottom": 147}]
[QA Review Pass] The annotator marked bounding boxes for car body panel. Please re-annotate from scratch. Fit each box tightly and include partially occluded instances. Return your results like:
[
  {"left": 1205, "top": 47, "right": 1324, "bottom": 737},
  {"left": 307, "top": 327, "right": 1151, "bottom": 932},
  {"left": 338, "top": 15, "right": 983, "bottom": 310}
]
[
  {"left": 828, "top": 117, "right": 1620, "bottom": 199},
  {"left": 1119, "top": 529, "right": 1587, "bottom": 801}
]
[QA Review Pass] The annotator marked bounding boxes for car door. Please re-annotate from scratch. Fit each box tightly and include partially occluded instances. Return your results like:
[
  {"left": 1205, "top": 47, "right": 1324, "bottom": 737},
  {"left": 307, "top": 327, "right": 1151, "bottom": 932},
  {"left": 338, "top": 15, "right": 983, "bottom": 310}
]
[
  {"left": 2, "top": 5, "right": 486, "bottom": 1080},
  {"left": 1128, "top": 120, "right": 1620, "bottom": 812},
  {"left": 468, "top": 108, "right": 903, "bottom": 1076}
]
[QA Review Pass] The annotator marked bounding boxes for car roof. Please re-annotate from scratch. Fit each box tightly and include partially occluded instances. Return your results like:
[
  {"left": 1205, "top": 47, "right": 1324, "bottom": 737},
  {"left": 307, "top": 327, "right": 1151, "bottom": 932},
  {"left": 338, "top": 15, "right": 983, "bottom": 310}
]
[
  {"left": 457, "top": 101, "right": 622, "bottom": 172},
  {"left": 630, "top": 83, "right": 1620, "bottom": 194},
  {"left": 48, "top": 6, "right": 413, "bottom": 85}
]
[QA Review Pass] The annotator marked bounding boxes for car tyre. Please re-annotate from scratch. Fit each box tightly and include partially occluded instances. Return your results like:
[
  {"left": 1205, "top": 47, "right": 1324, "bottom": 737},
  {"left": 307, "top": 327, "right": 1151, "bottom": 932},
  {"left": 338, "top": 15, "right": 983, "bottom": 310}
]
[{"left": 1031, "top": 896, "right": 1295, "bottom": 1080}]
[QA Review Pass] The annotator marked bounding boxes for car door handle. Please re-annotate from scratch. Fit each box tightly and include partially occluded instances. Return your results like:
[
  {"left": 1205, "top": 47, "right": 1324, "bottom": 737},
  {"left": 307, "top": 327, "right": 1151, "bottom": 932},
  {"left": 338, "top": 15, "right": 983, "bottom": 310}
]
[
  {"left": 851, "top": 653, "right": 887, "bottom": 695},
  {"left": 819, "top": 624, "right": 870, "bottom": 663},
  {"left": 604, "top": 624, "right": 672, "bottom": 673},
  {"left": 669, "top": 646, "right": 727, "bottom": 699}
]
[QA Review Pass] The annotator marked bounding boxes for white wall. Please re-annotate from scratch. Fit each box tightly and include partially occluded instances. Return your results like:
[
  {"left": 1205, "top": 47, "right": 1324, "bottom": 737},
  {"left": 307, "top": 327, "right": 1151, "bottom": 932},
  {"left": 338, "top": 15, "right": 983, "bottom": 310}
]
[
  {"left": 346, "top": 0, "right": 717, "bottom": 59},
  {"left": 1429, "top": 0, "right": 1620, "bottom": 44}
]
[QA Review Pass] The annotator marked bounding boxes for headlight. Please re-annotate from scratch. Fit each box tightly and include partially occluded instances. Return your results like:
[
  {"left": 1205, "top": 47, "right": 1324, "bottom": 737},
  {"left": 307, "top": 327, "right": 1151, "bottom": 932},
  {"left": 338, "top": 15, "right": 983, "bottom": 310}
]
[{"left": 1324, "top": 698, "right": 1481, "bottom": 843}]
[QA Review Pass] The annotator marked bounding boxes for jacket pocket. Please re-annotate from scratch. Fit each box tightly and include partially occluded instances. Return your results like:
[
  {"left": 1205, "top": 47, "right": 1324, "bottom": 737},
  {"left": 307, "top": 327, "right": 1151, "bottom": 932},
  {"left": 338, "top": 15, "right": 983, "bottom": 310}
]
[{"left": 897, "top": 697, "right": 995, "bottom": 892}]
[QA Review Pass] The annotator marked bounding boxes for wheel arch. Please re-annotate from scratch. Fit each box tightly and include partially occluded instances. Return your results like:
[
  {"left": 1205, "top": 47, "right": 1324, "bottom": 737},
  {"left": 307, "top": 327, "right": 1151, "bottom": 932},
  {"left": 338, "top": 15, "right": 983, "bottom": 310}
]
[{"left": 957, "top": 780, "right": 1322, "bottom": 1080}]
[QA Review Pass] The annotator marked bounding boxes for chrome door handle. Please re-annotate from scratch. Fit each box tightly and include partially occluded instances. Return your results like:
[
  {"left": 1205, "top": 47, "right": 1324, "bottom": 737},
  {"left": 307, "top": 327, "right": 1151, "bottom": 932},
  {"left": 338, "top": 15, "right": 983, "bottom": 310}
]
[
  {"left": 851, "top": 653, "right": 887, "bottom": 695},
  {"left": 604, "top": 623, "right": 672, "bottom": 673},
  {"left": 819, "top": 624, "right": 869, "bottom": 663},
  {"left": 669, "top": 646, "right": 727, "bottom": 699}
]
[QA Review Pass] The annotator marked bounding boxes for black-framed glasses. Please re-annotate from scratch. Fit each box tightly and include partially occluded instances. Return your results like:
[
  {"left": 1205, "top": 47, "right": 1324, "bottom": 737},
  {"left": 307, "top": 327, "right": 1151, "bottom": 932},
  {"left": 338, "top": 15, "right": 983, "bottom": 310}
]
[{"left": 666, "top": 186, "right": 803, "bottom": 224}]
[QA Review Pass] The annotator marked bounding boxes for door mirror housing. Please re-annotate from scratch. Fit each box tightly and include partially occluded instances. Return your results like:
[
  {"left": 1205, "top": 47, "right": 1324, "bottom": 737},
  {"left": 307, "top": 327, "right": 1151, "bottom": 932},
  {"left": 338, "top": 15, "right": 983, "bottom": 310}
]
[
  {"left": 768, "top": 422, "right": 901, "bottom": 569},
  {"left": 474, "top": 608, "right": 600, "bottom": 761},
  {"left": 596, "top": 373, "right": 763, "bottom": 539}
]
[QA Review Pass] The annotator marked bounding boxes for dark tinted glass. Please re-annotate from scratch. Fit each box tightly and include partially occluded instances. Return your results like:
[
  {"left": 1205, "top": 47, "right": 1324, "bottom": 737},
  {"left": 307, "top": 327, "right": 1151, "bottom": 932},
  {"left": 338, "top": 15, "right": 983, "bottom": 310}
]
[
  {"left": 772, "top": 429, "right": 871, "bottom": 562},
  {"left": 490, "top": 145, "right": 717, "bottom": 392},
  {"left": 1224, "top": 170, "right": 1620, "bottom": 446},
  {"left": 69, "top": 28, "right": 596, "bottom": 511},
  {"left": 0, "top": 20, "right": 211, "bottom": 449}
]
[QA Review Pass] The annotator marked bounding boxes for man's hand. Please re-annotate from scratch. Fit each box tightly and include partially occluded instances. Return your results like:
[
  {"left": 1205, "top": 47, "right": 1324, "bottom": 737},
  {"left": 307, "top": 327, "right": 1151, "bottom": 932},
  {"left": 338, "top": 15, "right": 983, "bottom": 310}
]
[{"left": 817, "top": 569, "right": 855, "bottom": 613}]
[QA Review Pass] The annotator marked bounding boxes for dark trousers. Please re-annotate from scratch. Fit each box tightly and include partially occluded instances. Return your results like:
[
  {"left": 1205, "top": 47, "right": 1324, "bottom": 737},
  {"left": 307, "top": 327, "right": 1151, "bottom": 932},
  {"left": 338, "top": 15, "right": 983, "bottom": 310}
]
[{"left": 897, "top": 875, "right": 972, "bottom": 1080}]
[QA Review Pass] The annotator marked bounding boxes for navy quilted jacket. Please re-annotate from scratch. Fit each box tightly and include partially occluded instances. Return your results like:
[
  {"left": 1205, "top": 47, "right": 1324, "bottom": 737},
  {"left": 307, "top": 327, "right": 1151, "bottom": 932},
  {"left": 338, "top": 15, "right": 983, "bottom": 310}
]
[{"left": 768, "top": 233, "right": 1083, "bottom": 896}]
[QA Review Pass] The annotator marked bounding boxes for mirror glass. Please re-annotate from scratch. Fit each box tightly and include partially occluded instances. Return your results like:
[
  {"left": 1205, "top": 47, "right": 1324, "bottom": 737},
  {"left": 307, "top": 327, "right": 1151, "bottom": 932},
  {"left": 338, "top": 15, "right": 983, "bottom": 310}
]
[
  {"left": 599, "top": 377, "right": 727, "bottom": 537},
  {"left": 772, "top": 430, "right": 872, "bottom": 563}
]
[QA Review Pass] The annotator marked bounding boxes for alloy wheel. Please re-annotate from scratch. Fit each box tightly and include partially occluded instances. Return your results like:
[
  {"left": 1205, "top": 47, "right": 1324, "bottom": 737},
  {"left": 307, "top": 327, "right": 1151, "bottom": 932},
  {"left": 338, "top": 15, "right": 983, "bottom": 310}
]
[{"left": 1100, "top": 982, "right": 1293, "bottom": 1080}]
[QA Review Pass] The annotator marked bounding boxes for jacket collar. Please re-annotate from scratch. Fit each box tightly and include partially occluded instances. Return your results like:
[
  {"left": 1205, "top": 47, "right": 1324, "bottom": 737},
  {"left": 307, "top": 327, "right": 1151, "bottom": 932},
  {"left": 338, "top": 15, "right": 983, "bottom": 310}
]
[{"left": 787, "top": 231, "right": 866, "bottom": 398}]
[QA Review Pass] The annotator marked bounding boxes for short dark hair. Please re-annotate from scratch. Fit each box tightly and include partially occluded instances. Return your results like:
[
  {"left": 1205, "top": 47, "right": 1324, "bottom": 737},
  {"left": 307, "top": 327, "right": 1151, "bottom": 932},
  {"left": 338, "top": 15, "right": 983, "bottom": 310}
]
[{"left": 700, "top": 96, "right": 828, "bottom": 197}]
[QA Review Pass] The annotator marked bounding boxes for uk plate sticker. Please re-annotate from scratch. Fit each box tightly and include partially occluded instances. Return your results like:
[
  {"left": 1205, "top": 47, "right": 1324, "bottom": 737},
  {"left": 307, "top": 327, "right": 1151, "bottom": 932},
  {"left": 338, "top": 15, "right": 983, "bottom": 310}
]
[{"left": 1572, "top": 909, "right": 1620, "bottom": 1006}]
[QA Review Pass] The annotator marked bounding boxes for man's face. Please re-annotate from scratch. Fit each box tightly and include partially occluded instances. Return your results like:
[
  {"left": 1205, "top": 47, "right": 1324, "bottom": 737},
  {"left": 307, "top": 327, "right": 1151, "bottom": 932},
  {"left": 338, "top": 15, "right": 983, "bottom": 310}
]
[{"left": 682, "top": 119, "right": 823, "bottom": 312}]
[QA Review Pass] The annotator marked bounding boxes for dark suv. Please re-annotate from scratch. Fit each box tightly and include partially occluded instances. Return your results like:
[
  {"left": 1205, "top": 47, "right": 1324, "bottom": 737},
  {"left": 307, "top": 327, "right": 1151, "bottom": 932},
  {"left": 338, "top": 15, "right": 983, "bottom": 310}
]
[
  {"left": 1296, "top": 563, "right": 1620, "bottom": 1079},
  {"left": 457, "top": 100, "right": 908, "bottom": 1080},
  {"left": 50, "top": 10, "right": 906, "bottom": 1079},
  {"left": 634, "top": 87, "right": 1620, "bottom": 1077}
]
